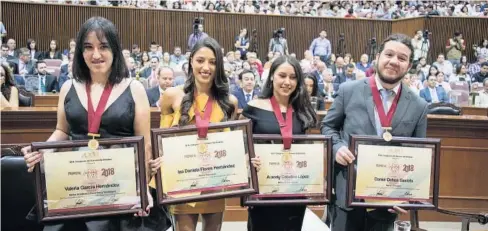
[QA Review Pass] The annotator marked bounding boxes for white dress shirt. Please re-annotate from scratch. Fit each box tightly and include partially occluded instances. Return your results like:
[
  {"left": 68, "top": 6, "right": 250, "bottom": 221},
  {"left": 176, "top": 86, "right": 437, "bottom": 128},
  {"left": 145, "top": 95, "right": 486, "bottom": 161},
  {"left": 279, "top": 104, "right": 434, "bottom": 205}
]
[{"left": 429, "top": 87, "right": 440, "bottom": 103}]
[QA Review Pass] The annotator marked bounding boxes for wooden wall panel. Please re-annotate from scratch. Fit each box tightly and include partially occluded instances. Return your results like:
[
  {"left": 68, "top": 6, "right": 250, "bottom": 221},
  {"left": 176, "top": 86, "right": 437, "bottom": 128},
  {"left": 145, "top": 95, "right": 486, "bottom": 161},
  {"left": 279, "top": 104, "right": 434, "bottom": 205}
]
[
  {"left": 424, "top": 17, "right": 488, "bottom": 63},
  {"left": 391, "top": 17, "right": 425, "bottom": 36},
  {"left": 1, "top": 1, "right": 392, "bottom": 61}
]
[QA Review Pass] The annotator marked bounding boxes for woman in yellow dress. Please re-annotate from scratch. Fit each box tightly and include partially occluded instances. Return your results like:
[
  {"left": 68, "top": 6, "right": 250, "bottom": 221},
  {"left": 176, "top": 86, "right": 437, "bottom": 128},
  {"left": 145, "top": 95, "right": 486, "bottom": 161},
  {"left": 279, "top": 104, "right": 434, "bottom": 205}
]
[{"left": 151, "top": 37, "right": 238, "bottom": 231}]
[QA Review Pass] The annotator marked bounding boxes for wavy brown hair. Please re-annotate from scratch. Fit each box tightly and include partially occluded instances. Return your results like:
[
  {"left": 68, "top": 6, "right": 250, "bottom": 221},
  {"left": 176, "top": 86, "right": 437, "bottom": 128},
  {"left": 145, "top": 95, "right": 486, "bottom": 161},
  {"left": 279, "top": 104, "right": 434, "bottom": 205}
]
[{"left": 178, "top": 37, "right": 234, "bottom": 125}]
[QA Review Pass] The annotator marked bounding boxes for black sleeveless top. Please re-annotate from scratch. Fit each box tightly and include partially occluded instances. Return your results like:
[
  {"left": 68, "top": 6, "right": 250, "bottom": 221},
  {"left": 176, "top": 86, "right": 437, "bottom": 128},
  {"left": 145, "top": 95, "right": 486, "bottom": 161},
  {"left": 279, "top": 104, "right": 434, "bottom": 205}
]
[
  {"left": 64, "top": 83, "right": 135, "bottom": 140},
  {"left": 242, "top": 104, "right": 306, "bottom": 135}
]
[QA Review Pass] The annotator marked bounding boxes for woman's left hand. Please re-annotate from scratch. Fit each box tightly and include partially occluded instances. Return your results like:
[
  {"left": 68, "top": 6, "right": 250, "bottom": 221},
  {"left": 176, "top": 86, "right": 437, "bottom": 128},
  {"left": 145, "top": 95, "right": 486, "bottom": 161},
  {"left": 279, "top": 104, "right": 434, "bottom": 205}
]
[{"left": 134, "top": 188, "right": 153, "bottom": 217}]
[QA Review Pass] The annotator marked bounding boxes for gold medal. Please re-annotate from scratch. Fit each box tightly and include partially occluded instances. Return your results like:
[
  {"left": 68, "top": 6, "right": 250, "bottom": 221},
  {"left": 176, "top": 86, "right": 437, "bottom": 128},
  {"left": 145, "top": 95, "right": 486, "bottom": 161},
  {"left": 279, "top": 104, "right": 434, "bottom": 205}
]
[
  {"left": 87, "top": 133, "right": 100, "bottom": 150},
  {"left": 282, "top": 149, "right": 292, "bottom": 162},
  {"left": 383, "top": 130, "right": 393, "bottom": 142},
  {"left": 197, "top": 142, "right": 208, "bottom": 154},
  {"left": 88, "top": 139, "right": 99, "bottom": 150}
]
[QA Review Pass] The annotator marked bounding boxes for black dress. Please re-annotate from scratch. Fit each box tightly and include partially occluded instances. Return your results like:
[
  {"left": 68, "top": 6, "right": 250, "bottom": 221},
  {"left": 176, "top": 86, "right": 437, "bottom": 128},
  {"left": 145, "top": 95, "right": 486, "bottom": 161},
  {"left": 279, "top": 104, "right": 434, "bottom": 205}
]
[
  {"left": 242, "top": 104, "right": 307, "bottom": 231},
  {"left": 29, "top": 84, "right": 171, "bottom": 231}
]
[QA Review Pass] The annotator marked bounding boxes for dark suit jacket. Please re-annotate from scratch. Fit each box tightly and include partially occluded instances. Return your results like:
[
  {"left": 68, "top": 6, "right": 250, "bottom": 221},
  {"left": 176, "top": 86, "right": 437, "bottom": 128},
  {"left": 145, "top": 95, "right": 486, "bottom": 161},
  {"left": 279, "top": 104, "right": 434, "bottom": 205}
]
[
  {"left": 320, "top": 78, "right": 428, "bottom": 210},
  {"left": 146, "top": 86, "right": 160, "bottom": 107},
  {"left": 8, "top": 59, "right": 35, "bottom": 75},
  {"left": 140, "top": 68, "right": 155, "bottom": 78},
  {"left": 41, "top": 51, "right": 63, "bottom": 60},
  {"left": 331, "top": 65, "right": 345, "bottom": 77},
  {"left": 419, "top": 86, "right": 449, "bottom": 103},
  {"left": 333, "top": 73, "right": 356, "bottom": 92},
  {"left": 57, "top": 74, "right": 70, "bottom": 92},
  {"left": 60, "top": 64, "right": 68, "bottom": 75},
  {"left": 41, "top": 74, "right": 58, "bottom": 92},
  {"left": 232, "top": 87, "right": 260, "bottom": 109}
]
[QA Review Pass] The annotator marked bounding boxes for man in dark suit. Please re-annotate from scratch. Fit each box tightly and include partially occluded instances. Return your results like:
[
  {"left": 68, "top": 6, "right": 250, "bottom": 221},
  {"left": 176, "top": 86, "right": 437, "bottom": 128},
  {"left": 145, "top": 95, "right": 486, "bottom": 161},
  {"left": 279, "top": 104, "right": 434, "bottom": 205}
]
[
  {"left": 321, "top": 34, "right": 428, "bottom": 231},
  {"left": 6, "top": 38, "right": 19, "bottom": 58},
  {"left": 331, "top": 56, "right": 345, "bottom": 77},
  {"left": 333, "top": 63, "right": 356, "bottom": 92},
  {"left": 312, "top": 61, "right": 327, "bottom": 96},
  {"left": 34, "top": 60, "right": 57, "bottom": 93},
  {"left": 9, "top": 47, "right": 35, "bottom": 75},
  {"left": 232, "top": 70, "right": 260, "bottom": 109},
  {"left": 140, "top": 56, "right": 160, "bottom": 79},
  {"left": 146, "top": 67, "right": 174, "bottom": 107},
  {"left": 419, "top": 75, "right": 449, "bottom": 103}
]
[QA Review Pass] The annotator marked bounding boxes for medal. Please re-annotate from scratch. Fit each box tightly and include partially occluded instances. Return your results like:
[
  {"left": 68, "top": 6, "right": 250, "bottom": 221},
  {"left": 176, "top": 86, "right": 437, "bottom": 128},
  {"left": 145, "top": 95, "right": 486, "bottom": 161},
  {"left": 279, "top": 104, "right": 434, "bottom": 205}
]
[
  {"left": 194, "top": 94, "right": 213, "bottom": 139},
  {"left": 369, "top": 77, "right": 402, "bottom": 141},
  {"left": 87, "top": 133, "right": 100, "bottom": 150},
  {"left": 197, "top": 140, "right": 208, "bottom": 154},
  {"left": 382, "top": 129, "right": 393, "bottom": 142},
  {"left": 282, "top": 149, "right": 292, "bottom": 162},
  {"left": 86, "top": 83, "right": 113, "bottom": 150}
]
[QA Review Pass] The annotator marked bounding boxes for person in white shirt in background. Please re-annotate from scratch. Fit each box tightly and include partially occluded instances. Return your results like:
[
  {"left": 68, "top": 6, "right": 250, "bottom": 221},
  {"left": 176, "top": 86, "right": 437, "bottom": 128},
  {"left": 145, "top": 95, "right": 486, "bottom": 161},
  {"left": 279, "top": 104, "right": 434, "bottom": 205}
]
[{"left": 476, "top": 78, "right": 488, "bottom": 107}]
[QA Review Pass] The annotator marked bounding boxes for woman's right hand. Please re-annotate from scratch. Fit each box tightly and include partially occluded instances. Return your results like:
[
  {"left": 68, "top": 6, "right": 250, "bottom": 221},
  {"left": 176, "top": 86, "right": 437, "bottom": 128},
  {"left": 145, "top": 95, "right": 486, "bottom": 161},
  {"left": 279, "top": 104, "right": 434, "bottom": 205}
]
[
  {"left": 251, "top": 156, "right": 261, "bottom": 172},
  {"left": 22, "top": 146, "right": 42, "bottom": 172},
  {"left": 149, "top": 157, "right": 162, "bottom": 176}
]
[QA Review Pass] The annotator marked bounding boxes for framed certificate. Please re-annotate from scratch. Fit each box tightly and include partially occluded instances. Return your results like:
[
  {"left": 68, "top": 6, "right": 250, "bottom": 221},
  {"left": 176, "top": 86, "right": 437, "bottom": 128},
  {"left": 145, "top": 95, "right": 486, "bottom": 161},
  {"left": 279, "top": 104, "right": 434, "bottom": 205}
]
[
  {"left": 151, "top": 120, "right": 258, "bottom": 205},
  {"left": 31, "top": 136, "right": 148, "bottom": 221},
  {"left": 347, "top": 135, "right": 441, "bottom": 209},
  {"left": 242, "top": 135, "right": 332, "bottom": 206}
]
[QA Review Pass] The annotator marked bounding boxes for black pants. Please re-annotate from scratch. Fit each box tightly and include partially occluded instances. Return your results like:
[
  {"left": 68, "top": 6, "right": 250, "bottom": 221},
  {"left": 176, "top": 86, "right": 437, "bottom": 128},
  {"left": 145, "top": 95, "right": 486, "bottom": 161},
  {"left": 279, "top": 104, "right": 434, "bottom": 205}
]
[
  {"left": 330, "top": 205, "right": 397, "bottom": 231},
  {"left": 247, "top": 205, "right": 306, "bottom": 231}
]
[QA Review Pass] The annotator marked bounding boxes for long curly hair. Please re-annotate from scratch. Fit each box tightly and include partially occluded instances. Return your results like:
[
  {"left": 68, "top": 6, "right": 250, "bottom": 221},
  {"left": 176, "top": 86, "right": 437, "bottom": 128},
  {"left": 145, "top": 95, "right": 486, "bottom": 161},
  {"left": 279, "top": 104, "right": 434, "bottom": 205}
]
[
  {"left": 1, "top": 63, "right": 15, "bottom": 101},
  {"left": 178, "top": 37, "right": 234, "bottom": 126}
]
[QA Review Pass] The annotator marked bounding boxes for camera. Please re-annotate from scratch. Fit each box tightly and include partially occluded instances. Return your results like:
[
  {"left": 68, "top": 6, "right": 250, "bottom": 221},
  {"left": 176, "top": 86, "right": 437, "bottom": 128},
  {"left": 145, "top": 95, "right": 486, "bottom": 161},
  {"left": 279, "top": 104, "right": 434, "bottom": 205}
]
[
  {"left": 193, "top": 17, "right": 204, "bottom": 31},
  {"left": 273, "top": 28, "right": 285, "bottom": 38},
  {"left": 371, "top": 37, "right": 377, "bottom": 44},
  {"left": 423, "top": 30, "right": 431, "bottom": 39},
  {"left": 339, "top": 33, "right": 345, "bottom": 40}
]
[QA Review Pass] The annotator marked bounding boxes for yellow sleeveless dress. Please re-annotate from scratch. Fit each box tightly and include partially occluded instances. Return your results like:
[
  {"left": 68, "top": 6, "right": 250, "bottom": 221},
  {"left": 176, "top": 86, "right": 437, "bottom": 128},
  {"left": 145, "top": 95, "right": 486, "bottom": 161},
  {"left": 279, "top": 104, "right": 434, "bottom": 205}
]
[{"left": 159, "top": 93, "right": 226, "bottom": 214}]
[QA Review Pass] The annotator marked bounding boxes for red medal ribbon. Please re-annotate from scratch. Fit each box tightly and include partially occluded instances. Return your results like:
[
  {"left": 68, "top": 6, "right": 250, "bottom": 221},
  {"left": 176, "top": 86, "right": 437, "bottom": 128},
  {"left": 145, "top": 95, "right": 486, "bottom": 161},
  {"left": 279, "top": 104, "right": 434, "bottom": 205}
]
[
  {"left": 86, "top": 83, "right": 113, "bottom": 134},
  {"left": 194, "top": 95, "right": 213, "bottom": 139},
  {"left": 270, "top": 96, "right": 293, "bottom": 150},
  {"left": 369, "top": 76, "right": 402, "bottom": 128}
]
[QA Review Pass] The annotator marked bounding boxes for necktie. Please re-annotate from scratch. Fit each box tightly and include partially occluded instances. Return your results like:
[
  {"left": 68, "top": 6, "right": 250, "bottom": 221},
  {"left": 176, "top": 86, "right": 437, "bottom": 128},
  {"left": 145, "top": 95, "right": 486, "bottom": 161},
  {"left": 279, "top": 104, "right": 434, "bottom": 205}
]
[
  {"left": 40, "top": 76, "right": 46, "bottom": 92},
  {"left": 376, "top": 89, "right": 393, "bottom": 136},
  {"left": 245, "top": 94, "right": 251, "bottom": 103}
]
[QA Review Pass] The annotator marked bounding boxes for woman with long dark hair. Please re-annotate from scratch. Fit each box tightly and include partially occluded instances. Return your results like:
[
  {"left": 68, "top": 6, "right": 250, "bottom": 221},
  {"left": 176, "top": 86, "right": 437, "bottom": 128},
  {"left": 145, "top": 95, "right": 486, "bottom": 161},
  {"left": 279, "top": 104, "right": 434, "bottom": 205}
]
[
  {"left": 304, "top": 73, "right": 325, "bottom": 110},
  {"left": 1, "top": 62, "right": 19, "bottom": 108},
  {"left": 150, "top": 37, "right": 238, "bottom": 231},
  {"left": 241, "top": 56, "right": 317, "bottom": 231},
  {"left": 27, "top": 38, "right": 42, "bottom": 61},
  {"left": 43, "top": 40, "right": 63, "bottom": 60},
  {"left": 22, "top": 16, "right": 171, "bottom": 231}
]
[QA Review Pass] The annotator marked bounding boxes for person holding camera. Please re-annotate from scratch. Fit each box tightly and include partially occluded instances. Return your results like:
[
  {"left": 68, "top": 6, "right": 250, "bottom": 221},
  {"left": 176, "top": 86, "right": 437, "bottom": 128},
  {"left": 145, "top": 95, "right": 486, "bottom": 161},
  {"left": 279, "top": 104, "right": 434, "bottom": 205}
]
[
  {"left": 446, "top": 31, "right": 466, "bottom": 67},
  {"left": 268, "top": 28, "right": 289, "bottom": 55},
  {"left": 412, "top": 30, "right": 429, "bottom": 62},
  {"left": 187, "top": 19, "right": 208, "bottom": 52}
]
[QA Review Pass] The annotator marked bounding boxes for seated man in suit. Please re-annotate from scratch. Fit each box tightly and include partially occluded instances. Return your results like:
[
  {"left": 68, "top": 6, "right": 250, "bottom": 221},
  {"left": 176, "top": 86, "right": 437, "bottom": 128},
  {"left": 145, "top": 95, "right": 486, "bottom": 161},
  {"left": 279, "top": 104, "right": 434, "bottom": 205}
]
[
  {"left": 34, "top": 60, "right": 57, "bottom": 93},
  {"left": 331, "top": 56, "right": 345, "bottom": 77},
  {"left": 312, "top": 61, "right": 327, "bottom": 96},
  {"left": 333, "top": 63, "right": 356, "bottom": 92},
  {"left": 419, "top": 75, "right": 449, "bottom": 103},
  {"left": 57, "top": 61, "right": 72, "bottom": 92},
  {"left": 141, "top": 56, "right": 160, "bottom": 87},
  {"left": 9, "top": 47, "right": 35, "bottom": 75},
  {"left": 146, "top": 67, "right": 174, "bottom": 107},
  {"left": 232, "top": 70, "right": 260, "bottom": 109}
]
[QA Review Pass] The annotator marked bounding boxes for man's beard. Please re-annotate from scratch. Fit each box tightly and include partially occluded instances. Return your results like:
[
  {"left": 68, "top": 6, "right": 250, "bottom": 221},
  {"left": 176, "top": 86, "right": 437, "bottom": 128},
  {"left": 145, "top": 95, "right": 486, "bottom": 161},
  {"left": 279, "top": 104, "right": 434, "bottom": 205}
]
[{"left": 376, "top": 64, "right": 407, "bottom": 85}]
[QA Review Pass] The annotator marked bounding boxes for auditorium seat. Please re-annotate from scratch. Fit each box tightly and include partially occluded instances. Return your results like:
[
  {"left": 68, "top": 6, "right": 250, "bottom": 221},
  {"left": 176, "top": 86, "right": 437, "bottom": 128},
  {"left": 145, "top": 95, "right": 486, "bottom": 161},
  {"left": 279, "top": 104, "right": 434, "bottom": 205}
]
[
  {"left": 1, "top": 144, "right": 43, "bottom": 231},
  {"left": 47, "top": 66, "right": 61, "bottom": 77},
  {"left": 43, "top": 59, "right": 62, "bottom": 68},
  {"left": 18, "top": 87, "right": 34, "bottom": 106},
  {"left": 427, "top": 102, "right": 461, "bottom": 115}
]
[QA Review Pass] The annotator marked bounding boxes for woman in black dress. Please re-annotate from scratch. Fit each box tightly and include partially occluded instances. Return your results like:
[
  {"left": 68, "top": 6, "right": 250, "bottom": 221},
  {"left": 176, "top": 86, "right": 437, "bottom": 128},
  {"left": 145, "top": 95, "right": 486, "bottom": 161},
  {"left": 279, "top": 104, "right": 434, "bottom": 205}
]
[
  {"left": 241, "top": 56, "right": 317, "bottom": 231},
  {"left": 304, "top": 73, "right": 325, "bottom": 111},
  {"left": 21, "top": 17, "right": 171, "bottom": 231}
]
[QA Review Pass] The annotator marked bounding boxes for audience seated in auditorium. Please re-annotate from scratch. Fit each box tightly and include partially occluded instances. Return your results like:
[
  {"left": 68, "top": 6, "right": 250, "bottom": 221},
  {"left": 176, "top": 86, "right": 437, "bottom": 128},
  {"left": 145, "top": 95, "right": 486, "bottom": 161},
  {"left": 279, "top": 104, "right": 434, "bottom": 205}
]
[
  {"left": 333, "top": 63, "right": 356, "bottom": 92},
  {"left": 420, "top": 75, "right": 449, "bottom": 103},
  {"left": 476, "top": 78, "right": 488, "bottom": 107},
  {"left": 9, "top": 48, "right": 35, "bottom": 75}
]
